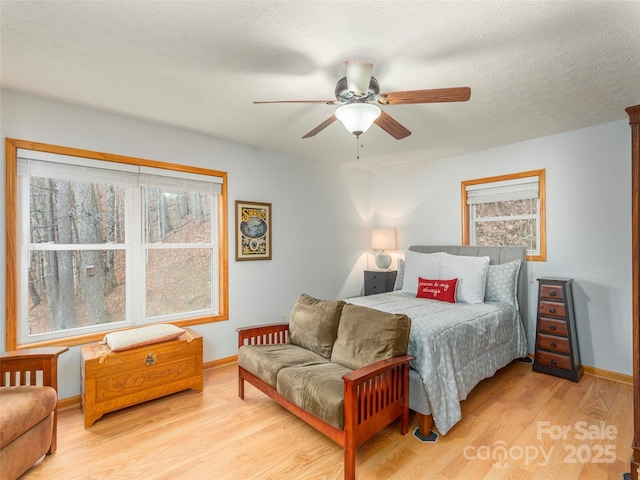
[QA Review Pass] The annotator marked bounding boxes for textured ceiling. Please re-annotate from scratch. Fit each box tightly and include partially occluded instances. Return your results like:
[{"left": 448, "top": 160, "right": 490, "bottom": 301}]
[{"left": 1, "top": 1, "right": 639, "bottom": 170}]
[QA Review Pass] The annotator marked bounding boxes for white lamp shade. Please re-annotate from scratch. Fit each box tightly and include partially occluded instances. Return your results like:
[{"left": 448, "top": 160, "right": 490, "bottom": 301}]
[
  {"left": 335, "top": 103, "right": 381, "bottom": 135},
  {"left": 371, "top": 228, "right": 397, "bottom": 251}
]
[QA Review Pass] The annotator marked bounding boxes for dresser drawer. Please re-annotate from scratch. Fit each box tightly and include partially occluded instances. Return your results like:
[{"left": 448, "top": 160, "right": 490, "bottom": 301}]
[
  {"left": 538, "top": 317, "right": 569, "bottom": 336},
  {"left": 534, "top": 350, "right": 572, "bottom": 371},
  {"left": 538, "top": 300, "right": 566, "bottom": 318},
  {"left": 365, "top": 271, "right": 386, "bottom": 287},
  {"left": 536, "top": 332, "right": 571, "bottom": 354},
  {"left": 540, "top": 284, "right": 565, "bottom": 301}
]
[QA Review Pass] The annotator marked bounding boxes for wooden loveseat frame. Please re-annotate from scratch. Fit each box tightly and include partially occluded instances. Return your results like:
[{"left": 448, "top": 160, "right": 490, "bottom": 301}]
[{"left": 238, "top": 322, "right": 414, "bottom": 480}]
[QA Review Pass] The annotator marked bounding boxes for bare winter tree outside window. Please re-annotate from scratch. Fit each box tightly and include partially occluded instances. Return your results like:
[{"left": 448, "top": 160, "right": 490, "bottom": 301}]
[
  {"left": 474, "top": 199, "right": 537, "bottom": 250},
  {"left": 28, "top": 177, "right": 125, "bottom": 334},
  {"left": 143, "top": 186, "right": 213, "bottom": 319}
]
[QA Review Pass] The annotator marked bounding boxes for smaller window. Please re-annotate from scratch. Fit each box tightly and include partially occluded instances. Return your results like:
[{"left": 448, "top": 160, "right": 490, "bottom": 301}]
[{"left": 461, "top": 170, "right": 546, "bottom": 261}]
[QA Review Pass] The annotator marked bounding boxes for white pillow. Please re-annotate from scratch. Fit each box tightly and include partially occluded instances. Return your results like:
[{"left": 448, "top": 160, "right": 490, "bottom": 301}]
[
  {"left": 401, "top": 251, "right": 445, "bottom": 296},
  {"left": 440, "top": 253, "right": 490, "bottom": 304},
  {"left": 103, "top": 324, "right": 185, "bottom": 352}
]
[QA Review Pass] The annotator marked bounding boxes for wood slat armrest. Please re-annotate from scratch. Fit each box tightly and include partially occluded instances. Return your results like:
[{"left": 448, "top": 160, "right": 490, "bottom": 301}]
[
  {"left": 341, "top": 354, "right": 415, "bottom": 385},
  {"left": 237, "top": 323, "right": 290, "bottom": 348},
  {"left": 0, "top": 346, "right": 69, "bottom": 387},
  {"left": 341, "top": 353, "right": 414, "bottom": 477},
  {"left": 0, "top": 346, "right": 69, "bottom": 361}
]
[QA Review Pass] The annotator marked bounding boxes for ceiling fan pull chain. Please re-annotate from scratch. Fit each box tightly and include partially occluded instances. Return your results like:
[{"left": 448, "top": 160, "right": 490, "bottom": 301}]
[{"left": 356, "top": 134, "right": 361, "bottom": 159}]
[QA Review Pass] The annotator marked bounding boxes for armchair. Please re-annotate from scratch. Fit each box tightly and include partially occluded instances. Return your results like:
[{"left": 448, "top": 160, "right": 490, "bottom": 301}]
[{"left": 0, "top": 347, "right": 68, "bottom": 480}]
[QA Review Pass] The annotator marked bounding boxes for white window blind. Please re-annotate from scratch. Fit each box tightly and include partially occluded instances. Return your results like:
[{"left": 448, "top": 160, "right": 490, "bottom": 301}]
[
  {"left": 466, "top": 176, "right": 539, "bottom": 205},
  {"left": 18, "top": 152, "right": 224, "bottom": 194},
  {"left": 140, "top": 166, "right": 222, "bottom": 195},
  {"left": 18, "top": 154, "right": 139, "bottom": 186}
]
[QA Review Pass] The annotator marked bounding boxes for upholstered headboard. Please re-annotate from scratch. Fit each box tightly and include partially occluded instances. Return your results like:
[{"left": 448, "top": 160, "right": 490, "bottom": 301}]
[{"left": 408, "top": 245, "right": 528, "bottom": 327}]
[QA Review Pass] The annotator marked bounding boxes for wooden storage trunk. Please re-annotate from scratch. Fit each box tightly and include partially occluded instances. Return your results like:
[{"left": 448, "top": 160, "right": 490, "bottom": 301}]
[{"left": 81, "top": 328, "right": 203, "bottom": 428}]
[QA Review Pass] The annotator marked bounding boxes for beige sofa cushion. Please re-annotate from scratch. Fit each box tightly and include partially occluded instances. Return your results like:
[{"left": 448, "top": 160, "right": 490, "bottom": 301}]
[
  {"left": 276, "top": 362, "right": 353, "bottom": 429},
  {"left": 238, "top": 344, "right": 328, "bottom": 387},
  {"left": 0, "top": 386, "right": 57, "bottom": 448},
  {"left": 331, "top": 304, "right": 411, "bottom": 370},
  {"left": 289, "top": 294, "right": 346, "bottom": 359}
]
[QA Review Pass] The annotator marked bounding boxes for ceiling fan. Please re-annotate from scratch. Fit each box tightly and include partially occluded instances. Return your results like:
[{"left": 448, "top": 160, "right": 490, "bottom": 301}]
[{"left": 254, "top": 60, "right": 471, "bottom": 140}]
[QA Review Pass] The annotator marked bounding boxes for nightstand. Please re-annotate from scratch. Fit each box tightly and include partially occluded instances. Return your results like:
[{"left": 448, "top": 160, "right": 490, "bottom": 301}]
[
  {"left": 532, "top": 278, "right": 583, "bottom": 382},
  {"left": 364, "top": 270, "right": 397, "bottom": 296}
]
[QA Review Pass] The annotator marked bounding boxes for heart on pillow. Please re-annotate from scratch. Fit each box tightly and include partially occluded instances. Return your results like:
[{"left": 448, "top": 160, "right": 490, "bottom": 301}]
[{"left": 416, "top": 278, "right": 458, "bottom": 303}]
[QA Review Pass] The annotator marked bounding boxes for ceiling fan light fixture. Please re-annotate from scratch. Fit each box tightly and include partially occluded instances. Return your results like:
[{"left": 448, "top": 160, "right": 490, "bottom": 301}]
[{"left": 335, "top": 103, "right": 381, "bottom": 136}]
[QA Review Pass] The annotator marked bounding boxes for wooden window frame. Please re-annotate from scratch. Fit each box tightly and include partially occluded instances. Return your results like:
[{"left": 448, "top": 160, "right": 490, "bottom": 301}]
[
  {"left": 461, "top": 169, "right": 546, "bottom": 261},
  {"left": 5, "top": 138, "right": 229, "bottom": 350}
]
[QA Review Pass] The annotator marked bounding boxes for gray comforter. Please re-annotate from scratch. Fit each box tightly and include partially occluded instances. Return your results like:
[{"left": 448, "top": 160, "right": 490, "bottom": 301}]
[{"left": 348, "top": 291, "right": 528, "bottom": 434}]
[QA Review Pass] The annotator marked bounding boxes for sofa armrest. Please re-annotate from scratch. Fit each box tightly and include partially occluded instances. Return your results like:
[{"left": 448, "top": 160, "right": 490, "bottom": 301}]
[
  {"left": 237, "top": 323, "right": 290, "bottom": 349},
  {"left": 342, "top": 354, "right": 415, "bottom": 449},
  {"left": 342, "top": 354, "right": 414, "bottom": 385},
  {"left": 0, "top": 347, "right": 69, "bottom": 388}
]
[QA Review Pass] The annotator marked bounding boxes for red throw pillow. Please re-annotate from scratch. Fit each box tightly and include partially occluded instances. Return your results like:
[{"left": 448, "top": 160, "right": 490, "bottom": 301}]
[{"left": 416, "top": 277, "right": 458, "bottom": 303}]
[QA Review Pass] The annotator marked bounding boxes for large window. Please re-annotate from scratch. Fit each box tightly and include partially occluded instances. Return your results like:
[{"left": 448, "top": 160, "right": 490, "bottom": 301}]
[
  {"left": 461, "top": 170, "right": 546, "bottom": 261},
  {"left": 6, "top": 139, "right": 228, "bottom": 349}
]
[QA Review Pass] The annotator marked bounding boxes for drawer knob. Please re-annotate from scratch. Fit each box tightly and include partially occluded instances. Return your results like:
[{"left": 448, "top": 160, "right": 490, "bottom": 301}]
[
  {"left": 549, "top": 325, "right": 556, "bottom": 331},
  {"left": 145, "top": 353, "right": 156, "bottom": 366},
  {"left": 551, "top": 359, "right": 557, "bottom": 366},
  {"left": 550, "top": 342, "right": 556, "bottom": 348},
  {"left": 549, "top": 291, "right": 556, "bottom": 297},
  {"left": 549, "top": 308, "right": 556, "bottom": 314}
]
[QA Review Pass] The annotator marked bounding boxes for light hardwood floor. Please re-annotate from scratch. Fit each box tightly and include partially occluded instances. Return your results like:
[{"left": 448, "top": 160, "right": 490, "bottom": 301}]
[{"left": 23, "top": 361, "right": 632, "bottom": 480}]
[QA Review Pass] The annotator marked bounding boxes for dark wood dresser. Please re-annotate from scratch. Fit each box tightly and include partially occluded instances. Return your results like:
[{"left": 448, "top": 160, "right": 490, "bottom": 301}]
[{"left": 532, "top": 277, "right": 583, "bottom": 382}]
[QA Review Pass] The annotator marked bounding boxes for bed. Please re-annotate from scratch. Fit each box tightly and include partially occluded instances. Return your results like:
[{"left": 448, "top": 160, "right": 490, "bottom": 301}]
[{"left": 347, "top": 245, "right": 529, "bottom": 437}]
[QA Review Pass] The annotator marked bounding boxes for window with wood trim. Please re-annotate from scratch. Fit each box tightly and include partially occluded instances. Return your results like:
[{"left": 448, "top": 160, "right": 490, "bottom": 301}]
[
  {"left": 5, "top": 139, "right": 228, "bottom": 349},
  {"left": 461, "top": 169, "right": 546, "bottom": 261}
]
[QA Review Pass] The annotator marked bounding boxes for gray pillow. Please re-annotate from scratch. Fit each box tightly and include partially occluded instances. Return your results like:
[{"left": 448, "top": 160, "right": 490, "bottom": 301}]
[
  {"left": 331, "top": 304, "right": 411, "bottom": 370},
  {"left": 393, "top": 258, "right": 405, "bottom": 291},
  {"left": 484, "top": 260, "right": 521, "bottom": 310},
  {"left": 289, "top": 294, "right": 346, "bottom": 359}
]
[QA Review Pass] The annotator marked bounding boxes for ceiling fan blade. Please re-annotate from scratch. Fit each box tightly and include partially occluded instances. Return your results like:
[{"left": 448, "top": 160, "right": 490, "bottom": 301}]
[
  {"left": 345, "top": 61, "right": 373, "bottom": 96},
  {"left": 302, "top": 115, "right": 338, "bottom": 139},
  {"left": 254, "top": 99, "right": 338, "bottom": 104},
  {"left": 374, "top": 110, "right": 411, "bottom": 140},
  {"left": 378, "top": 87, "right": 471, "bottom": 105}
]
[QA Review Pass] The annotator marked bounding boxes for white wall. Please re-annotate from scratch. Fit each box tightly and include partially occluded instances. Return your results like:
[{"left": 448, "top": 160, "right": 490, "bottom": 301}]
[
  {"left": 370, "top": 120, "right": 633, "bottom": 375},
  {"left": 0, "top": 90, "right": 373, "bottom": 399}
]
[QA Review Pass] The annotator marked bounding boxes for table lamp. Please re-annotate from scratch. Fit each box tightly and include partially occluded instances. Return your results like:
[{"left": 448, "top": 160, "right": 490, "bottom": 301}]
[{"left": 371, "top": 228, "right": 396, "bottom": 270}]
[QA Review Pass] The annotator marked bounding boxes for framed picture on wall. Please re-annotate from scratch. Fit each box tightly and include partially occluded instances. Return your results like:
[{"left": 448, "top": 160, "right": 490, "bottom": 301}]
[{"left": 235, "top": 200, "right": 272, "bottom": 261}]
